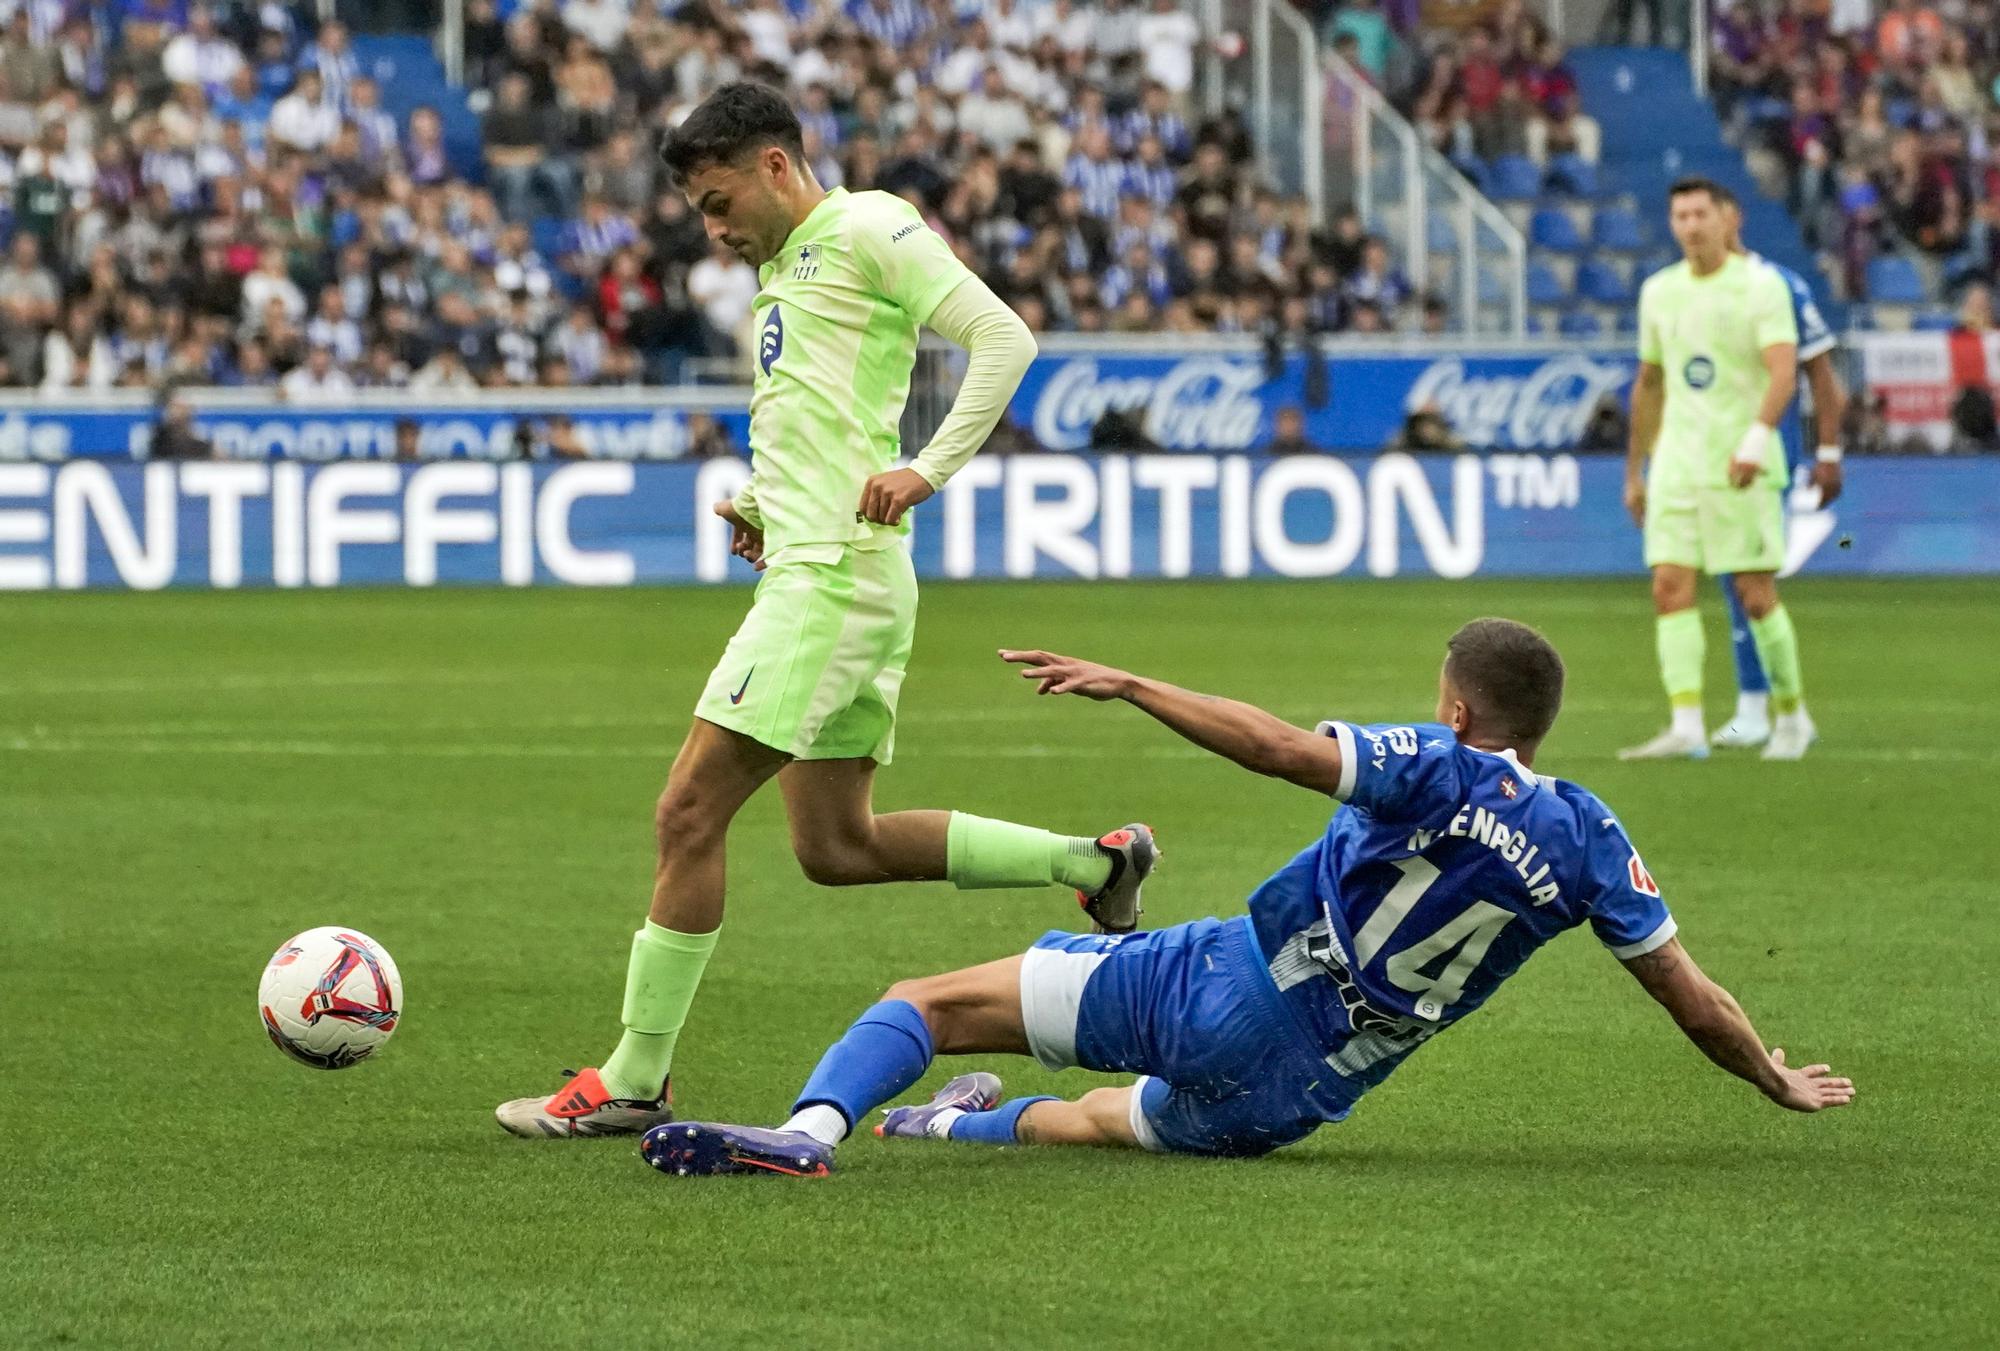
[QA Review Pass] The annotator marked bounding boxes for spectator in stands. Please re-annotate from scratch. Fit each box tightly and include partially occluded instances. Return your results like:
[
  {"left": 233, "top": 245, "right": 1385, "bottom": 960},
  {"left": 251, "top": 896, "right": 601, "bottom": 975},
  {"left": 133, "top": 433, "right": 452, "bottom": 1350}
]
[
  {"left": 281, "top": 342, "right": 355, "bottom": 402},
  {"left": 1344, "top": 237, "right": 1412, "bottom": 313},
  {"left": 150, "top": 391, "right": 212, "bottom": 459},
  {"left": 686, "top": 240, "right": 758, "bottom": 356},
  {"left": 1390, "top": 400, "right": 1464, "bottom": 450},
  {"left": 484, "top": 71, "right": 569, "bottom": 222},
  {"left": 1267, "top": 404, "right": 1321, "bottom": 454},
  {"left": 1327, "top": 0, "right": 1395, "bottom": 85}
]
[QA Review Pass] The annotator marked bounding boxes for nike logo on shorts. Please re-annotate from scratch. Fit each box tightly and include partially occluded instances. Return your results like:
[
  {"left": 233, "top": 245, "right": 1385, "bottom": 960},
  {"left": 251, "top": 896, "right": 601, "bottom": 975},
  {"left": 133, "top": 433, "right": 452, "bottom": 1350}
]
[{"left": 729, "top": 668, "right": 755, "bottom": 704}]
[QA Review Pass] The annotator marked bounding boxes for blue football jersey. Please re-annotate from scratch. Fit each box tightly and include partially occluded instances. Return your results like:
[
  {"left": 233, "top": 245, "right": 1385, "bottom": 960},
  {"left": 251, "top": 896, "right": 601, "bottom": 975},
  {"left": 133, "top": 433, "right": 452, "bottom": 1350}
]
[
  {"left": 1248, "top": 721, "right": 1674, "bottom": 1094},
  {"left": 1752, "top": 254, "right": 1836, "bottom": 473}
]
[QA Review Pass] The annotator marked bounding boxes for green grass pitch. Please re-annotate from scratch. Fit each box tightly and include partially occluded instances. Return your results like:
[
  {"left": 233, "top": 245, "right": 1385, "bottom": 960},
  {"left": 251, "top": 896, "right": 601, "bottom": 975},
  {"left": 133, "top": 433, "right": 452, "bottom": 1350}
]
[{"left": 5, "top": 577, "right": 1998, "bottom": 1349}]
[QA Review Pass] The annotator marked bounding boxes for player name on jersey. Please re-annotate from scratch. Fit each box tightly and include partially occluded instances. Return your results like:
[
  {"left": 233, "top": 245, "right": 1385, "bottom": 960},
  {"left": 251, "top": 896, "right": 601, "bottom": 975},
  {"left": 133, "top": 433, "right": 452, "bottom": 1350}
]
[{"left": 1412, "top": 803, "right": 1564, "bottom": 906}]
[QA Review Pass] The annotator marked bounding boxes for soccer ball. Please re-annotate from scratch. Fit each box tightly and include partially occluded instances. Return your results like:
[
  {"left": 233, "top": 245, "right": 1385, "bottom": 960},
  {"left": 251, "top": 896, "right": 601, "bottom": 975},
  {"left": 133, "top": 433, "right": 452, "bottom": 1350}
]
[{"left": 258, "top": 927, "right": 403, "bottom": 1070}]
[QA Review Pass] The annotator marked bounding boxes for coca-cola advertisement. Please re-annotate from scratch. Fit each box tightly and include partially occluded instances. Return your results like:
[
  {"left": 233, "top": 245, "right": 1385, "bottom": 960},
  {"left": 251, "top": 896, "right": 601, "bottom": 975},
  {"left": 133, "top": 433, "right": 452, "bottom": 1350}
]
[{"left": 1007, "top": 346, "right": 1639, "bottom": 454}]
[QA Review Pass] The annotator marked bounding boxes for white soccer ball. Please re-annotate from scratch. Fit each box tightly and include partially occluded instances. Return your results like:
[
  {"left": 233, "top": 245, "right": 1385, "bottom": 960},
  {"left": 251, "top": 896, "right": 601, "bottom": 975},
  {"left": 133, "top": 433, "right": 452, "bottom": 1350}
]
[{"left": 258, "top": 926, "right": 403, "bottom": 1070}]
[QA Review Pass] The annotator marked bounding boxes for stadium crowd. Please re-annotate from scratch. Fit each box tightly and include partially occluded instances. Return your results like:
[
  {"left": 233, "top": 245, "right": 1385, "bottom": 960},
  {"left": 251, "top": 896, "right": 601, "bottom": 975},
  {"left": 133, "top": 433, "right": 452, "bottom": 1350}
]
[
  {"left": 1710, "top": 0, "right": 2000, "bottom": 300},
  {"left": 1310, "top": 0, "right": 1603, "bottom": 171},
  {"left": 0, "top": 0, "right": 1450, "bottom": 401}
]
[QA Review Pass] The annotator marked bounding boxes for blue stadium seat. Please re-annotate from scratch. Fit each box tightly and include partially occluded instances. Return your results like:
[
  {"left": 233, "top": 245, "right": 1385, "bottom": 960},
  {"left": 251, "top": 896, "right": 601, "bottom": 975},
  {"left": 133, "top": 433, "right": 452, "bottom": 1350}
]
[
  {"left": 1591, "top": 206, "right": 1647, "bottom": 252},
  {"left": 1865, "top": 255, "right": 1927, "bottom": 304},
  {"left": 1529, "top": 208, "right": 1586, "bottom": 253},
  {"left": 1912, "top": 311, "right": 1958, "bottom": 331},
  {"left": 1545, "top": 154, "right": 1598, "bottom": 198},
  {"left": 1489, "top": 155, "right": 1544, "bottom": 203},
  {"left": 1639, "top": 248, "right": 1678, "bottom": 276},
  {"left": 1526, "top": 261, "right": 1569, "bottom": 307},
  {"left": 1615, "top": 308, "right": 1640, "bottom": 336},
  {"left": 1559, "top": 310, "right": 1605, "bottom": 338},
  {"left": 1576, "top": 259, "right": 1636, "bottom": 305}
]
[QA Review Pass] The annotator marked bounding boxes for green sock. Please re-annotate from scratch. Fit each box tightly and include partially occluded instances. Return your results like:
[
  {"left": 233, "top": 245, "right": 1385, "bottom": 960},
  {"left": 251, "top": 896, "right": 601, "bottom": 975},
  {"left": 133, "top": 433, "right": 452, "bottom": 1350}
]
[
  {"left": 946, "top": 812, "right": 1112, "bottom": 893},
  {"left": 1656, "top": 608, "right": 1705, "bottom": 707},
  {"left": 1748, "top": 604, "right": 1805, "bottom": 714},
  {"left": 600, "top": 921, "right": 719, "bottom": 1100}
]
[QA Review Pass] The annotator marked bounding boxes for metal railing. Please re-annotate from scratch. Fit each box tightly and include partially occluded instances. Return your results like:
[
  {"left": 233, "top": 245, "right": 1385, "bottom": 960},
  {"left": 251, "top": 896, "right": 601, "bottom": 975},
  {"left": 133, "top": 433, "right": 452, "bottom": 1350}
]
[
  {"left": 1200, "top": 0, "right": 1326, "bottom": 220},
  {"left": 1325, "top": 50, "right": 1527, "bottom": 337}
]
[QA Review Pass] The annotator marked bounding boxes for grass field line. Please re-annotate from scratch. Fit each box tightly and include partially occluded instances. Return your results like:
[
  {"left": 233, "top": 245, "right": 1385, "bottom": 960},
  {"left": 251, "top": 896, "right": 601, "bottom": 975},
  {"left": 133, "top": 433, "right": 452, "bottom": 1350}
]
[
  {"left": 0, "top": 670, "right": 522, "bottom": 698},
  {"left": 0, "top": 732, "right": 1987, "bottom": 767}
]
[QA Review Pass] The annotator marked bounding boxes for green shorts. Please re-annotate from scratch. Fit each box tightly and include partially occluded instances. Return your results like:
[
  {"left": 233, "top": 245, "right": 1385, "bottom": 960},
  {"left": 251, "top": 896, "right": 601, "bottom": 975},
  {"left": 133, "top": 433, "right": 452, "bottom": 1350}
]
[
  {"left": 694, "top": 545, "right": 917, "bottom": 764},
  {"left": 1643, "top": 478, "right": 1785, "bottom": 575}
]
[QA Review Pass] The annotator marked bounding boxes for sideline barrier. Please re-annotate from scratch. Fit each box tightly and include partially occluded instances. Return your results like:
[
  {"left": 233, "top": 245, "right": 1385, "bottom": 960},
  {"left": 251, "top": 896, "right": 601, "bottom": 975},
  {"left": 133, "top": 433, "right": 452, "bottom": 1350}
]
[{"left": 0, "top": 453, "right": 1988, "bottom": 590}]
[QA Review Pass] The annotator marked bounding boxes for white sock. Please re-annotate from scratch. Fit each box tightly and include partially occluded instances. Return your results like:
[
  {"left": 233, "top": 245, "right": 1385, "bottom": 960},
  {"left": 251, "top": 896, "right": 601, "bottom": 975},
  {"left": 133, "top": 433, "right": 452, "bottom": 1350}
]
[
  {"left": 779, "top": 1104, "right": 849, "bottom": 1147},
  {"left": 1671, "top": 705, "right": 1705, "bottom": 741},
  {"left": 1732, "top": 692, "right": 1769, "bottom": 725},
  {"left": 926, "top": 1108, "right": 966, "bottom": 1139}
]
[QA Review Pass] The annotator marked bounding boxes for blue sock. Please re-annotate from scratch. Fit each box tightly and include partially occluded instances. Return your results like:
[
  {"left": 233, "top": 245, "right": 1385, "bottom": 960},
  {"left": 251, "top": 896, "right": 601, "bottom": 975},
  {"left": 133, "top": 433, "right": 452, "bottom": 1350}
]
[
  {"left": 947, "top": 1096, "right": 1058, "bottom": 1146},
  {"left": 1718, "top": 574, "right": 1770, "bottom": 694},
  {"left": 791, "top": 1000, "right": 934, "bottom": 1130}
]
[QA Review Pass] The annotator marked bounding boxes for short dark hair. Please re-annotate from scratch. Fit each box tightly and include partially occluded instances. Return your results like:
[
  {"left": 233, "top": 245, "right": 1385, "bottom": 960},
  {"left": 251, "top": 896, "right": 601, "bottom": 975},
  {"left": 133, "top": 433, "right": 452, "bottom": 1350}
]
[
  {"left": 658, "top": 81, "right": 805, "bottom": 185},
  {"left": 1443, "top": 618, "right": 1566, "bottom": 745},
  {"left": 1668, "top": 175, "right": 1737, "bottom": 210}
]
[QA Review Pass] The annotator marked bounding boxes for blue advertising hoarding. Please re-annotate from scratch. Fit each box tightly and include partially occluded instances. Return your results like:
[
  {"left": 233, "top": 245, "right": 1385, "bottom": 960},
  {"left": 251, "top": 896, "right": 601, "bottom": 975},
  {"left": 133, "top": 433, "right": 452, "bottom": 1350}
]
[
  {"left": 0, "top": 454, "right": 1989, "bottom": 590},
  {"left": 1006, "top": 348, "right": 1637, "bottom": 452},
  {"left": 0, "top": 399, "right": 752, "bottom": 462}
]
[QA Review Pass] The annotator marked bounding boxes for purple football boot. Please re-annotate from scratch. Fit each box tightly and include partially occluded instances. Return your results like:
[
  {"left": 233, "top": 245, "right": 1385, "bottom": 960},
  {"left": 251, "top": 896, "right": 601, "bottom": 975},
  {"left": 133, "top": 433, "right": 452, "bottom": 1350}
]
[
  {"left": 875, "top": 1072, "right": 1005, "bottom": 1140},
  {"left": 640, "top": 1121, "right": 834, "bottom": 1178}
]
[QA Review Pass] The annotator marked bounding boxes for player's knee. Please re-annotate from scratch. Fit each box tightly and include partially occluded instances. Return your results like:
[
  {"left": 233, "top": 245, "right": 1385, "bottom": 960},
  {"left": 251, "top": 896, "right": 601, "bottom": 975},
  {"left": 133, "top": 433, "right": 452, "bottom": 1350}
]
[
  {"left": 654, "top": 782, "right": 728, "bottom": 858},
  {"left": 1652, "top": 574, "right": 1695, "bottom": 614},
  {"left": 792, "top": 833, "right": 878, "bottom": 887},
  {"left": 1737, "top": 579, "right": 1779, "bottom": 619},
  {"left": 881, "top": 973, "right": 971, "bottom": 1047}
]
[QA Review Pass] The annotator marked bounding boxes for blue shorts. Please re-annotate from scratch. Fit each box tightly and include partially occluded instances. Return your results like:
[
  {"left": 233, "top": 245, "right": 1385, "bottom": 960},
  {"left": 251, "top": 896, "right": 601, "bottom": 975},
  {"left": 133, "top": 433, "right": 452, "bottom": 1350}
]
[{"left": 1019, "top": 917, "right": 1353, "bottom": 1158}]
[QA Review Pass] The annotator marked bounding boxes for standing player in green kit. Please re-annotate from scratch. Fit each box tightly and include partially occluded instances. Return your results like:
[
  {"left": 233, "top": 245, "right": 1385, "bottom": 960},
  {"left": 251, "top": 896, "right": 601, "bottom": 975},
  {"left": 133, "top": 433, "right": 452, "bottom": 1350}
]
[
  {"left": 498, "top": 83, "right": 1158, "bottom": 1137},
  {"left": 1620, "top": 177, "right": 1815, "bottom": 763}
]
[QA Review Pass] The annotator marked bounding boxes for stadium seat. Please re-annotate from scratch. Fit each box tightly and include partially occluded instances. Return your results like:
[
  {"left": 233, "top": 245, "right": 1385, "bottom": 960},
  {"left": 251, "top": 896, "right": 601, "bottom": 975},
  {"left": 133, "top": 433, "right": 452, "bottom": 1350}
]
[
  {"left": 1489, "top": 155, "right": 1544, "bottom": 203},
  {"left": 1865, "top": 255, "right": 1927, "bottom": 304},
  {"left": 1545, "top": 154, "right": 1598, "bottom": 199},
  {"left": 1576, "top": 259, "right": 1636, "bottom": 306},
  {"left": 1526, "top": 261, "right": 1569, "bottom": 308},
  {"left": 1912, "top": 311, "right": 1959, "bottom": 332},
  {"left": 1559, "top": 310, "right": 1605, "bottom": 338},
  {"left": 1529, "top": 208, "right": 1586, "bottom": 254},
  {"left": 1591, "top": 206, "right": 1647, "bottom": 252}
]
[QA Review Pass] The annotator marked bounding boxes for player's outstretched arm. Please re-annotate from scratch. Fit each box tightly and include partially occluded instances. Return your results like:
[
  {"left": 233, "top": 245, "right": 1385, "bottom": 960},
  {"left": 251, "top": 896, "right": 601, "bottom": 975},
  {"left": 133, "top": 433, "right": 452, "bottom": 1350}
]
[
  {"left": 997, "top": 650, "right": 1345, "bottom": 795},
  {"left": 1620, "top": 937, "right": 1854, "bottom": 1113}
]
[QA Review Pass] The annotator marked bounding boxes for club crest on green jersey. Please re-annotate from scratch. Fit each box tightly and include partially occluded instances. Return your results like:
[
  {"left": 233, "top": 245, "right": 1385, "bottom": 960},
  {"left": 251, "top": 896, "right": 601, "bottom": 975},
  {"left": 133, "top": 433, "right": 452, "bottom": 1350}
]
[
  {"left": 759, "top": 306, "right": 783, "bottom": 376},
  {"left": 793, "top": 244, "right": 819, "bottom": 281},
  {"left": 1683, "top": 356, "right": 1715, "bottom": 389}
]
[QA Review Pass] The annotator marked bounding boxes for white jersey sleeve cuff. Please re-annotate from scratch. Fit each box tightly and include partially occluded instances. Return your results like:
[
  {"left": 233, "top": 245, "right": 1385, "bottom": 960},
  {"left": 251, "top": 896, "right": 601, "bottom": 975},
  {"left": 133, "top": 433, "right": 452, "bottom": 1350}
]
[
  {"left": 1798, "top": 335, "right": 1837, "bottom": 363},
  {"left": 1315, "top": 720, "right": 1360, "bottom": 800},
  {"left": 1606, "top": 917, "right": 1678, "bottom": 960}
]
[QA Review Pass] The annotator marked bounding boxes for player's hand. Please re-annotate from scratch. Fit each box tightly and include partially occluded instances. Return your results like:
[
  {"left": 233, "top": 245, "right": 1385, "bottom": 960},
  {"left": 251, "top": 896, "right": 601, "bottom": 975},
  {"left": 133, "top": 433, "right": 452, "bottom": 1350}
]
[
  {"left": 1811, "top": 459, "right": 1844, "bottom": 506},
  {"left": 999, "top": 649, "right": 1134, "bottom": 700},
  {"left": 1763, "top": 1047, "right": 1856, "bottom": 1113},
  {"left": 858, "top": 467, "right": 934, "bottom": 527},
  {"left": 1622, "top": 474, "right": 1646, "bottom": 526},
  {"left": 712, "top": 499, "right": 766, "bottom": 571},
  {"left": 1727, "top": 457, "right": 1761, "bottom": 489}
]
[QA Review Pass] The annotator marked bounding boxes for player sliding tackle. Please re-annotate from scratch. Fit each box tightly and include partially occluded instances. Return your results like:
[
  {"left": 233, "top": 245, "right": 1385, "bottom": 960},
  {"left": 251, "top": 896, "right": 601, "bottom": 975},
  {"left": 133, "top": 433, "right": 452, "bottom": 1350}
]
[
  {"left": 646, "top": 619, "right": 1853, "bottom": 1177},
  {"left": 498, "top": 83, "right": 1157, "bottom": 1139}
]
